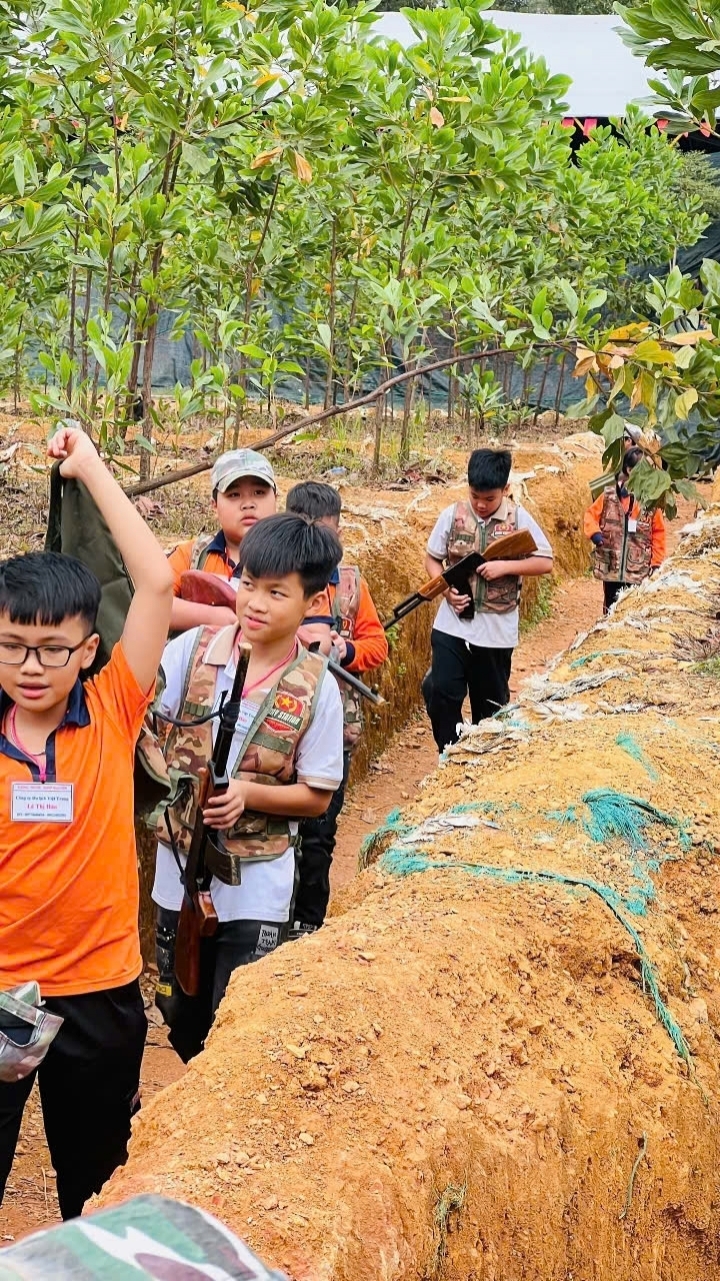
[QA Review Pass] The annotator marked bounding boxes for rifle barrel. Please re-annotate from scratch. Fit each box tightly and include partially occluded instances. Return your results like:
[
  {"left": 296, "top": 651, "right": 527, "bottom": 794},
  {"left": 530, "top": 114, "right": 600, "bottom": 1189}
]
[{"left": 212, "top": 642, "right": 252, "bottom": 778}]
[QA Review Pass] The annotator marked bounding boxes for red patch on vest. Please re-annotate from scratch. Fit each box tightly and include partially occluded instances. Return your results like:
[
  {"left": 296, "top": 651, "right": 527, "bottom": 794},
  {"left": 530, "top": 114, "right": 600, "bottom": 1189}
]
[
  {"left": 492, "top": 523, "right": 515, "bottom": 537},
  {"left": 265, "top": 692, "right": 304, "bottom": 733}
]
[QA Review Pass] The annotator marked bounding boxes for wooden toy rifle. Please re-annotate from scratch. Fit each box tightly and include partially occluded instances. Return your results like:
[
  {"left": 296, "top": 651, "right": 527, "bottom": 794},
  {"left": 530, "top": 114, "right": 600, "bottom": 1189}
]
[
  {"left": 383, "top": 528, "right": 538, "bottom": 629},
  {"left": 174, "top": 641, "right": 251, "bottom": 997}
]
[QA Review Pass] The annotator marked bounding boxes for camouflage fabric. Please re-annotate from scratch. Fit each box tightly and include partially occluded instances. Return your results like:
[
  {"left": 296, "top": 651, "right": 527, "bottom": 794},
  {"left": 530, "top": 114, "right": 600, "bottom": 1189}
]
[
  {"left": 157, "top": 628, "right": 326, "bottom": 883},
  {"left": 0, "top": 982, "right": 63, "bottom": 1083},
  {"left": 593, "top": 487, "right": 653, "bottom": 585},
  {"left": 447, "top": 499, "right": 520, "bottom": 614},
  {"left": 331, "top": 564, "right": 363, "bottom": 751},
  {"left": 189, "top": 532, "right": 217, "bottom": 572},
  {"left": 0, "top": 1193, "right": 289, "bottom": 1279}
]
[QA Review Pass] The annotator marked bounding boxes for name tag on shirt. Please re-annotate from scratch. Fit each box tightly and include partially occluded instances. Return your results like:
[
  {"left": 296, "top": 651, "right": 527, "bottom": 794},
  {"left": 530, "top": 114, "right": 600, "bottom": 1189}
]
[
  {"left": 628, "top": 517, "right": 638, "bottom": 533},
  {"left": 12, "top": 782, "right": 74, "bottom": 823},
  {"left": 236, "top": 700, "right": 259, "bottom": 741}
]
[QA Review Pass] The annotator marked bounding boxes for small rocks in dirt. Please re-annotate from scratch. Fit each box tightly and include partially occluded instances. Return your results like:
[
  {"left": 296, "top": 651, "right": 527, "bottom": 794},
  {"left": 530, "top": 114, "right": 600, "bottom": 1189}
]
[
  {"left": 301, "top": 1068, "right": 328, "bottom": 1092},
  {"left": 299, "top": 1132, "right": 315, "bottom": 1145},
  {"left": 357, "top": 952, "right": 376, "bottom": 962},
  {"left": 360, "top": 810, "right": 377, "bottom": 825},
  {"left": 285, "top": 1043, "right": 307, "bottom": 1059},
  {"left": 287, "top": 984, "right": 309, "bottom": 997},
  {"left": 262, "top": 1195, "right": 279, "bottom": 1211}
]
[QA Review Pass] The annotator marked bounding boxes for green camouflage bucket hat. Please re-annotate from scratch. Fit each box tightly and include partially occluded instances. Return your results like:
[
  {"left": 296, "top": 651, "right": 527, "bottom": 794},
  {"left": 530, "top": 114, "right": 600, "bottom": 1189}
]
[{"left": 0, "top": 981, "right": 63, "bottom": 1083}]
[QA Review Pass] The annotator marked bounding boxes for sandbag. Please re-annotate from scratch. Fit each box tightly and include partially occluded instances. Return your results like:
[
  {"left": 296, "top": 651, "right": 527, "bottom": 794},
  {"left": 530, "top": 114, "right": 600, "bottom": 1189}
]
[{"left": 0, "top": 1193, "right": 288, "bottom": 1279}]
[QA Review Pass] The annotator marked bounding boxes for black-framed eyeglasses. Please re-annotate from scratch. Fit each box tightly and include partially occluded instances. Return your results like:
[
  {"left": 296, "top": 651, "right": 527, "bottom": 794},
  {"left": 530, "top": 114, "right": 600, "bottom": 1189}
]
[{"left": 0, "top": 637, "right": 93, "bottom": 668}]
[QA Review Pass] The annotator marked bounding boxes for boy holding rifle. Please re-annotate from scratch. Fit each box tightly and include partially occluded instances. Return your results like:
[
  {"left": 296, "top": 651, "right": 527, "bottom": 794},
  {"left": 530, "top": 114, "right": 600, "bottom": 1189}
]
[
  {"left": 285, "top": 482, "right": 388, "bottom": 940},
  {"left": 424, "top": 448, "right": 553, "bottom": 751},
  {"left": 152, "top": 514, "right": 344, "bottom": 1062},
  {"left": 0, "top": 425, "right": 174, "bottom": 1220}
]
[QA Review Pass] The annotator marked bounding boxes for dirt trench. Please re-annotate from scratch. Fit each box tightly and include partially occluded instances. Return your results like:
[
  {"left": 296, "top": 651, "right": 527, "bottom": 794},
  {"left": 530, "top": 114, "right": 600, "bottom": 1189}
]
[
  {"left": 94, "top": 495, "right": 720, "bottom": 1276},
  {"left": 135, "top": 433, "right": 603, "bottom": 959}
]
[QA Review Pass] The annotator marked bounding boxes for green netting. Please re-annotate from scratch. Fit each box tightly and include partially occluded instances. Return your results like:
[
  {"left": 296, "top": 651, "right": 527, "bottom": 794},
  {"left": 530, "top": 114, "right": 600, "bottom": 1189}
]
[
  {"left": 379, "top": 846, "right": 690, "bottom": 1064},
  {"left": 582, "top": 789, "right": 690, "bottom": 852},
  {"left": 615, "top": 733, "right": 660, "bottom": 781},
  {"left": 569, "top": 648, "right": 636, "bottom": 669}
]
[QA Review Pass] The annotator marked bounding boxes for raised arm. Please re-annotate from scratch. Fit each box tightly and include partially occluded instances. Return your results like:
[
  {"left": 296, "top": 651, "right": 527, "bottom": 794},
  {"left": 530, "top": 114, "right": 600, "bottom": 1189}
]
[{"left": 48, "top": 427, "right": 174, "bottom": 693}]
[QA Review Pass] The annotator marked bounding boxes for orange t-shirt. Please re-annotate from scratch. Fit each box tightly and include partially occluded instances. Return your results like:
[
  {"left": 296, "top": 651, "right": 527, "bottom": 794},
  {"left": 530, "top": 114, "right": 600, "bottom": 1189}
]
[
  {"left": 0, "top": 643, "right": 152, "bottom": 997},
  {"left": 168, "top": 536, "right": 234, "bottom": 596}
]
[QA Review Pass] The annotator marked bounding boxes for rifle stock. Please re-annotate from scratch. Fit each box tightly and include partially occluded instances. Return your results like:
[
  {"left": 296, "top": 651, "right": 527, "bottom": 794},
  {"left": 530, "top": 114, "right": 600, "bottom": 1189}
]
[
  {"left": 175, "top": 768, "right": 219, "bottom": 998},
  {"left": 174, "top": 641, "right": 252, "bottom": 998}
]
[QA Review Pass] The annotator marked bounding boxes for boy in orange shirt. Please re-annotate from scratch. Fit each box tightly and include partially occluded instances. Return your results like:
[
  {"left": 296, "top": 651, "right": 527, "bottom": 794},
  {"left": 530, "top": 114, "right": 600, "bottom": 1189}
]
[
  {"left": 285, "top": 482, "right": 388, "bottom": 937},
  {"left": 0, "top": 425, "right": 173, "bottom": 1220},
  {"left": 168, "top": 449, "right": 277, "bottom": 634},
  {"left": 584, "top": 446, "right": 666, "bottom": 614}
]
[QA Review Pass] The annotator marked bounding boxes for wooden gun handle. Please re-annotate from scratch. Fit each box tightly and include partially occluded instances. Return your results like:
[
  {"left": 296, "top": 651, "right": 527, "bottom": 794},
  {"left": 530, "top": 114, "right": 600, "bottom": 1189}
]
[{"left": 180, "top": 569, "right": 238, "bottom": 610}]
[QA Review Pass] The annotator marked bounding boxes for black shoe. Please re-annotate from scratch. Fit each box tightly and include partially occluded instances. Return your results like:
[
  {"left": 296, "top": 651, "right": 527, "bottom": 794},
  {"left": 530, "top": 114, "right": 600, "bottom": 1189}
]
[{"left": 288, "top": 921, "right": 320, "bottom": 942}]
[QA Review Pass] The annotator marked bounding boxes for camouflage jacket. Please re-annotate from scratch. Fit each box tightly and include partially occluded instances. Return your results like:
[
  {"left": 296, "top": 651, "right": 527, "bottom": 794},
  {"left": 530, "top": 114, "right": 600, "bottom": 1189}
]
[
  {"left": 156, "top": 625, "right": 326, "bottom": 885},
  {"left": 447, "top": 499, "right": 520, "bottom": 614}
]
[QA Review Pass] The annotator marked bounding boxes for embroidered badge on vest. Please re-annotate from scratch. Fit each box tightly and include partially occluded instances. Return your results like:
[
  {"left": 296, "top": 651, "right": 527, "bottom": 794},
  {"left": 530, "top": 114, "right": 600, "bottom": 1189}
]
[{"left": 265, "top": 692, "right": 305, "bottom": 734}]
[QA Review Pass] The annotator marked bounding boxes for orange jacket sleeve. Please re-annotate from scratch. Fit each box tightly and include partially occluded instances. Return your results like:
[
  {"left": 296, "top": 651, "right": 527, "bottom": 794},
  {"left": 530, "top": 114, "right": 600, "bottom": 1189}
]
[
  {"left": 584, "top": 495, "right": 605, "bottom": 538},
  {"left": 650, "top": 509, "right": 666, "bottom": 567},
  {"left": 345, "top": 577, "right": 389, "bottom": 674},
  {"left": 167, "top": 541, "right": 193, "bottom": 596}
]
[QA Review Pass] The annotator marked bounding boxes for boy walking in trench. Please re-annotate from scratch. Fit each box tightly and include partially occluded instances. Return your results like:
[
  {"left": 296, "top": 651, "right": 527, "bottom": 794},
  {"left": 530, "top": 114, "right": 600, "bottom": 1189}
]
[
  {"left": 152, "top": 514, "right": 345, "bottom": 1063},
  {"left": 423, "top": 448, "right": 553, "bottom": 752},
  {"left": 584, "top": 445, "right": 666, "bottom": 614},
  {"left": 285, "top": 482, "right": 388, "bottom": 938},
  {"left": 0, "top": 425, "right": 174, "bottom": 1219}
]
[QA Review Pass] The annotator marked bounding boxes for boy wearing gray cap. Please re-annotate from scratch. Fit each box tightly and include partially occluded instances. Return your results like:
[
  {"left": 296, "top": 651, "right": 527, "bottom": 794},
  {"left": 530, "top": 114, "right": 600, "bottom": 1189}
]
[{"left": 167, "top": 449, "right": 277, "bottom": 634}]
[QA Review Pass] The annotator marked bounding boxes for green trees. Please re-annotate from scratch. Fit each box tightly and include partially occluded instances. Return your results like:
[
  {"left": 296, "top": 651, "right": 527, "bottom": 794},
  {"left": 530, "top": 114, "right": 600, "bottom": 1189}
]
[{"left": 0, "top": 0, "right": 707, "bottom": 484}]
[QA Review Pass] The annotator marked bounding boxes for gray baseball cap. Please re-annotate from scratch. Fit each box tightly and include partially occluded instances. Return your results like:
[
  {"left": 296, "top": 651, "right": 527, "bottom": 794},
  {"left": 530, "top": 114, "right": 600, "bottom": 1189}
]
[{"left": 211, "top": 449, "right": 276, "bottom": 494}]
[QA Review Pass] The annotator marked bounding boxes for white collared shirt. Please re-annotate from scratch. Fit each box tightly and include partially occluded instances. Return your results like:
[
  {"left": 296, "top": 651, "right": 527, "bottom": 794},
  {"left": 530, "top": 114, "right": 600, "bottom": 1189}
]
[
  {"left": 427, "top": 501, "right": 553, "bottom": 649},
  {"left": 152, "top": 626, "right": 343, "bottom": 923}
]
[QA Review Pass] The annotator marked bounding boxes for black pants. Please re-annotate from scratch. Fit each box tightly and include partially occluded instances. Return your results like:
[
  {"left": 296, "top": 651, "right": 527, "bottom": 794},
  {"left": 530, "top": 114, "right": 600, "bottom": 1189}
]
[
  {"left": 423, "top": 630, "right": 513, "bottom": 752},
  {"left": 155, "top": 909, "right": 285, "bottom": 1064},
  {"left": 0, "top": 980, "right": 146, "bottom": 1221},
  {"left": 293, "top": 751, "right": 351, "bottom": 929},
  {"left": 603, "top": 581, "right": 624, "bottom": 614}
]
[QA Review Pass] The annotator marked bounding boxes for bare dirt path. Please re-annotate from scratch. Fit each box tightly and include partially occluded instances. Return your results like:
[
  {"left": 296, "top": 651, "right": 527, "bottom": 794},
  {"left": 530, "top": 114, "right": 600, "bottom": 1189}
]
[{"left": 0, "top": 507, "right": 693, "bottom": 1244}]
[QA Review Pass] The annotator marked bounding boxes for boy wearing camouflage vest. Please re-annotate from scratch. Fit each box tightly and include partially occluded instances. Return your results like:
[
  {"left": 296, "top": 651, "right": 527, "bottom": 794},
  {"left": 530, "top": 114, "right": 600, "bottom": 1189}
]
[
  {"left": 285, "top": 482, "right": 389, "bottom": 939},
  {"left": 584, "top": 446, "right": 666, "bottom": 615},
  {"left": 152, "top": 514, "right": 344, "bottom": 1062},
  {"left": 167, "top": 449, "right": 277, "bottom": 635},
  {"left": 424, "top": 448, "right": 553, "bottom": 753}
]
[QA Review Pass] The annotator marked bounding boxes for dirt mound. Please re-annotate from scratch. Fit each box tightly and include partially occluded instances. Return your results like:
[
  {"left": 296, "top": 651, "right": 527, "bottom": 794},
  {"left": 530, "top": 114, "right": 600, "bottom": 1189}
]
[{"left": 101, "top": 504, "right": 720, "bottom": 1279}]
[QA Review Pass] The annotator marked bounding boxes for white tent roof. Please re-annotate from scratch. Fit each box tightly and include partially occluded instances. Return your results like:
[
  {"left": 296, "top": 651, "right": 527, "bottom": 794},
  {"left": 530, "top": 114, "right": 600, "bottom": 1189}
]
[{"left": 373, "top": 11, "right": 653, "bottom": 118}]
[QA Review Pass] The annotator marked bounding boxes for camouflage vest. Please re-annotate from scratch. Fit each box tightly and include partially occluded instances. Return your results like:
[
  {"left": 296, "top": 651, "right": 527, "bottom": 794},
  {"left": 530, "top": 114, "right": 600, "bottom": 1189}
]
[
  {"left": 330, "top": 565, "right": 363, "bottom": 751},
  {"left": 189, "top": 532, "right": 218, "bottom": 572},
  {"left": 156, "top": 626, "right": 326, "bottom": 883},
  {"left": 593, "top": 487, "right": 653, "bottom": 584},
  {"left": 447, "top": 499, "right": 520, "bottom": 614}
]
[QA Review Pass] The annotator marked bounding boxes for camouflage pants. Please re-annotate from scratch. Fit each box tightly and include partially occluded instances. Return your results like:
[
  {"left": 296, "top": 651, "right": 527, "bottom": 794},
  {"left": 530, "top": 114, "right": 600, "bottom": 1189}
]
[{"left": 155, "top": 909, "right": 286, "bottom": 1063}]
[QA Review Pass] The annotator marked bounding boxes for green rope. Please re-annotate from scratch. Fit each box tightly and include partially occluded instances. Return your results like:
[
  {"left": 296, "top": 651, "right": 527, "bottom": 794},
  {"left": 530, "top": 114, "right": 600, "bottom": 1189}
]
[
  {"left": 615, "top": 733, "right": 659, "bottom": 781},
  {"left": 582, "top": 789, "right": 690, "bottom": 853},
  {"left": 380, "top": 847, "right": 691, "bottom": 1065}
]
